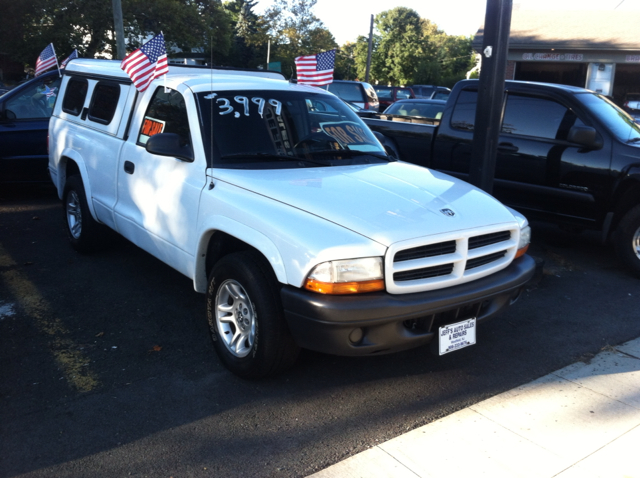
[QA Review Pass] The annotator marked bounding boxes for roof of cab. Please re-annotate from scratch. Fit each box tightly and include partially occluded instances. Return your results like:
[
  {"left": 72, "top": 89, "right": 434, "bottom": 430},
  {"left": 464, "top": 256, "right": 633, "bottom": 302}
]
[{"left": 63, "top": 58, "right": 290, "bottom": 91}]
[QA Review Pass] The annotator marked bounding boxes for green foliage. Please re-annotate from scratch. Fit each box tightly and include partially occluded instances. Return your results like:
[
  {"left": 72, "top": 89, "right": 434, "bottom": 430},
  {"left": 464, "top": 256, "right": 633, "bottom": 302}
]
[
  {"left": 345, "top": 7, "right": 475, "bottom": 87},
  {"left": 0, "top": 0, "right": 474, "bottom": 86}
]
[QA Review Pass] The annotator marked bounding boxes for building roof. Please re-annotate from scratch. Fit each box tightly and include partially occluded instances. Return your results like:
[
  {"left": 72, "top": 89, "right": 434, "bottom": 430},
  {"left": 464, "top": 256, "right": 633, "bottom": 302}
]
[{"left": 473, "top": 10, "right": 640, "bottom": 51}]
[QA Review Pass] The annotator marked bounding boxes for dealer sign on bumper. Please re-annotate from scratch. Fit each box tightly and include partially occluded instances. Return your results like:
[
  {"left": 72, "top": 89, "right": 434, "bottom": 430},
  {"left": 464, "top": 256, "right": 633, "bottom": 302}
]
[{"left": 439, "top": 318, "right": 476, "bottom": 355}]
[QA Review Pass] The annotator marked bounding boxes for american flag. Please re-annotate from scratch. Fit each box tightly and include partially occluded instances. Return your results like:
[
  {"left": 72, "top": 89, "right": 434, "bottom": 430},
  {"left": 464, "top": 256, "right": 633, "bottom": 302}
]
[
  {"left": 295, "top": 50, "right": 335, "bottom": 86},
  {"left": 60, "top": 49, "right": 78, "bottom": 69},
  {"left": 44, "top": 85, "right": 57, "bottom": 98},
  {"left": 35, "top": 43, "right": 58, "bottom": 77},
  {"left": 120, "top": 33, "right": 169, "bottom": 92}
]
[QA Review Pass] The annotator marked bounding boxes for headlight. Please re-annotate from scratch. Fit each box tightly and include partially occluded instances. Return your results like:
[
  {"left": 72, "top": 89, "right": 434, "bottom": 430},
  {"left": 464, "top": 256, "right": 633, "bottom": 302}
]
[
  {"left": 516, "top": 225, "right": 531, "bottom": 258},
  {"left": 305, "top": 257, "right": 385, "bottom": 294}
]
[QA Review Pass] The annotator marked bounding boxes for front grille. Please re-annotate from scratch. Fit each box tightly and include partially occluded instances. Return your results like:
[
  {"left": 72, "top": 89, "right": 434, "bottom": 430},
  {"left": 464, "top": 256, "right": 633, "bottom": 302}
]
[
  {"left": 394, "top": 241, "right": 456, "bottom": 262},
  {"left": 403, "top": 300, "right": 488, "bottom": 333},
  {"left": 386, "top": 226, "right": 519, "bottom": 294}
]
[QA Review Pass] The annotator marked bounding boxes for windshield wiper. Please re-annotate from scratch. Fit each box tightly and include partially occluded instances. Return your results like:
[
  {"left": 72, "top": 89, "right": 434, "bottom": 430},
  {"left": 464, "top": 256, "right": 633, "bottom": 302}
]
[
  {"left": 303, "top": 149, "right": 393, "bottom": 161},
  {"left": 626, "top": 137, "right": 640, "bottom": 143},
  {"left": 221, "top": 152, "right": 296, "bottom": 161},
  {"left": 220, "top": 152, "right": 328, "bottom": 166}
]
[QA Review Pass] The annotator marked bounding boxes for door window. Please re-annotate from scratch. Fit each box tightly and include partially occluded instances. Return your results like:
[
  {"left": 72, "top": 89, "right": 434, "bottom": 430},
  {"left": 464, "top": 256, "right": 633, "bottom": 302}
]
[
  {"left": 4, "top": 75, "right": 62, "bottom": 119},
  {"left": 138, "top": 87, "right": 191, "bottom": 146},
  {"left": 502, "top": 94, "right": 572, "bottom": 139}
]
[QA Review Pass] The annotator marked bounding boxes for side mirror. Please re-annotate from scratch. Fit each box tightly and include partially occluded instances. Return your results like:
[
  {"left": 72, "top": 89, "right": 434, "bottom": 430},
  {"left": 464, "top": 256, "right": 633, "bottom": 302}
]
[
  {"left": 567, "top": 125, "right": 602, "bottom": 149},
  {"left": 145, "top": 133, "right": 194, "bottom": 162}
]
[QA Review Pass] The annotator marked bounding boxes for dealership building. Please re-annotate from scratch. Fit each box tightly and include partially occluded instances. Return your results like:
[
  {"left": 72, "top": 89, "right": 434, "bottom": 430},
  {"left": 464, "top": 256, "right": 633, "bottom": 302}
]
[{"left": 473, "top": 9, "right": 640, "bottom": 105}]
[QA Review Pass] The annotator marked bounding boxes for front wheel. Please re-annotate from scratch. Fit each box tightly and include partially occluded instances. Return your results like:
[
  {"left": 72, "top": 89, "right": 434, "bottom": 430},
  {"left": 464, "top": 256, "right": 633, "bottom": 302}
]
[
  {"left": 614, "top": 204, "right": 640, "bottom": 278},
  {"left": 206, "top": 251, "right": 300, "bottom": 378}
]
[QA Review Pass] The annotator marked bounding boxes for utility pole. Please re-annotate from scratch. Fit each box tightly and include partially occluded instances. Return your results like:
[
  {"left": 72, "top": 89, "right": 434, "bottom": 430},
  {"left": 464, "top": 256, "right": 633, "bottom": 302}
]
[
  {"left": 365, "top": 14, "right": 373, "bottom": 83},
  {"left": 468, "top": 0, "right": 512, "bottom": 194},
  {"left": 112, "top": 0, "right": 126, "bottom": 60}
]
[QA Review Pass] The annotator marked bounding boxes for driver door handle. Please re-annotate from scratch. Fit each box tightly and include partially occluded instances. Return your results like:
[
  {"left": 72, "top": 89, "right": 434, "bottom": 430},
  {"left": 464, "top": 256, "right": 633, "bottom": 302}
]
[
  {"left": 124, "top": 161, "right": 135, "bottom": 174},
  {"left": 497, "top": 142, "right": 519, "bottom": 153}
]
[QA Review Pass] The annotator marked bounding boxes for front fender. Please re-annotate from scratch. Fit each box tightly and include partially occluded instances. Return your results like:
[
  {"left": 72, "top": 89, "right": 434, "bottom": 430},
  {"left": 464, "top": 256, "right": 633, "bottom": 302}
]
[{"left": 194, "top": 216, "right": 287, "bottom": 293}]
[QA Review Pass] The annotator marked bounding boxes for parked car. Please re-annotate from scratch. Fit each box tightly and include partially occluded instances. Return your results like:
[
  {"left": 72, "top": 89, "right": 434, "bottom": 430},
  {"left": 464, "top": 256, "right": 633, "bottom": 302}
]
[
  {"left": 0, "top": 70, "right": 61, "bottom": 182},
  {"left": 373, "top": 86, "right": 415, "bottom": 110},
  {"left": 623, "top": 93, "right": 640, "bottom": 122},
  {"left": 411, "top": 85, "right": 451, "bottom": 100},
  {"left": 325, "top": 80, "right": 379, "bottom": 112},
  {"left": 384, "top": 98, "right": 447, "bottom": 119}
]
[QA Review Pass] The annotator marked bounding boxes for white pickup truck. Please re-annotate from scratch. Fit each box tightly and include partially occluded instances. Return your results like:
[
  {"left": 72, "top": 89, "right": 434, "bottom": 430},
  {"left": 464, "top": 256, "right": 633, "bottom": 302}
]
[{"left": 49, "top": 59, "right": 535, "bottom": 378}]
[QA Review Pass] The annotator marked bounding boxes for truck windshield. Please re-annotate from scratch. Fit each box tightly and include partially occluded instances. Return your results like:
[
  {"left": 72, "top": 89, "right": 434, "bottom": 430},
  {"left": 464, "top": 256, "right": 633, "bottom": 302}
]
[
  {"left": 576, "top": 92, "right": 640, "bottom": 143},
  {"left": 196, "top": 89, "right": 388, "bottom": 168}
]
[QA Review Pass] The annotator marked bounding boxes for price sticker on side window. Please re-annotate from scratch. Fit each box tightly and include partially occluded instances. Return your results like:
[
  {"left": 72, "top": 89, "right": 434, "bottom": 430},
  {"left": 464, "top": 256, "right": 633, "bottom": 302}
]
[{"left": 139, "top": 116, "right": 166, "bottom": 144}]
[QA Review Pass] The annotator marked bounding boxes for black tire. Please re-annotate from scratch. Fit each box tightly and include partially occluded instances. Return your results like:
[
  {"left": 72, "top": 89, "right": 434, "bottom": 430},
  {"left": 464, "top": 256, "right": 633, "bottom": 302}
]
[
  {"left": 62, "top": 175, "right": 107, "bottom": 253},
  {"left": 206, "top": 250, "right": 300, "bottom": 378},
  {"left": 614, "top": 204, "right": 640, "bottom": 278}
]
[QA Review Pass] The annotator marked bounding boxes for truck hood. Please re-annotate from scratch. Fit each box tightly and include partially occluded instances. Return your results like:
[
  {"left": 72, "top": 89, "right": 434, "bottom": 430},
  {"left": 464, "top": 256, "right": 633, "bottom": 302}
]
[{"left": 211, "top": 162, "right": 518, "bottom": 247}]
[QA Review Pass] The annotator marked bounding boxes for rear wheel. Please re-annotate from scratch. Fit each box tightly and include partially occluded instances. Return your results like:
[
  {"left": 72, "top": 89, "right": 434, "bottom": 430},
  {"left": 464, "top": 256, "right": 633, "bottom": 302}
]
[
  {"left": 63, "top": 175, "right": 106, "bottom": 253},
  {"left": 614, "top": 205, "right": 640, "bottom": 278},
  {"left": 206, "top": 251, "right": 300, "bottom": 378}
]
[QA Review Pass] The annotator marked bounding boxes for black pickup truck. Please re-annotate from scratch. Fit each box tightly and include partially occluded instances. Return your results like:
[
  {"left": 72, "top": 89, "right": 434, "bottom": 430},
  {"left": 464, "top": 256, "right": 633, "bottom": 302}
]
[{"left": 364, "top": 79, "right": 640, "bottom": 278}]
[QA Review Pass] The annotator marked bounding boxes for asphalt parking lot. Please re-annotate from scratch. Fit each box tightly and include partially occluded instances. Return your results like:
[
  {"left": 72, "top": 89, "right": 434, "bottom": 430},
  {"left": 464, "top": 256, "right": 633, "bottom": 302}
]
[{"left": 1, "top": 184, "right": 639, "bottom": 477}]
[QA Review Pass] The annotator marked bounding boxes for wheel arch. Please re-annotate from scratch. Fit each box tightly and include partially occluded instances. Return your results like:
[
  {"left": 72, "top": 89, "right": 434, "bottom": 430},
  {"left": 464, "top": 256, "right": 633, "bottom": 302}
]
[
  {"left": 194, "top": 217, "right": 287, "bottom": 293},
  {"left": 57, "top": 151, "right": 99, "bottom": 221},
  {"left": 610, "top": 175, "right": 640, "bottom": 235}
]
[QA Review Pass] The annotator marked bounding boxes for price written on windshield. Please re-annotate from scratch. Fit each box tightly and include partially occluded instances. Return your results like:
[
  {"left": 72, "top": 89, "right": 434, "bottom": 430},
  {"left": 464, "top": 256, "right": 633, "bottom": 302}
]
[{"left": 204, "top": 93, "right": 282, "bottom": 118}]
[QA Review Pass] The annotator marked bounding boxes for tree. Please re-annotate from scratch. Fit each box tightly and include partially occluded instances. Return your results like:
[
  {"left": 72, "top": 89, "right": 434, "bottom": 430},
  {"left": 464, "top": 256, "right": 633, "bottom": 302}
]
[
  {"left": 261, "top": 0, "right": 337, "bottom": 79},
  {"left": 371, "top": 7, "right": 429, "bottom": 85},
  {"left": 0, "top": 0, "right": 233, "bottom": 70},
  {"left": 220, "top": 0, "right": 267, "bottom": 68}
]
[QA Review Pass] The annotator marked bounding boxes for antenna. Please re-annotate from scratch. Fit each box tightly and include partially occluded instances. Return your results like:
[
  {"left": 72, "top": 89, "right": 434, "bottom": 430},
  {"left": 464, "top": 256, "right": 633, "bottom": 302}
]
[{"left": 210, "top": 34, "right": 214, "bottom": 173}]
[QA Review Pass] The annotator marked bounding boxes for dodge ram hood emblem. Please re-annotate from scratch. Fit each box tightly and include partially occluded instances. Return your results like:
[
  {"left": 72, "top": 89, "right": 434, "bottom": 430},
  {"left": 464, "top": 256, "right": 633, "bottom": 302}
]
[{"left": 440, "top": 208, "right": 456, "bottom": 217}]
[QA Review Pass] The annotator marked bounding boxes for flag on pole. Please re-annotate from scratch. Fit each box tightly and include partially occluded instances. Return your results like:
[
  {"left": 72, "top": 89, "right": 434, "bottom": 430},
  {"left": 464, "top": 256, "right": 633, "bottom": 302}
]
[
  {"left": 60, "top": 49, "right": 79, "bottom": 69},
  {"left": 35, "top": 43, "right": 58, "bottom": 77},
  {"left": 120, "top": 33, "right": 169, "bottom": 92},
  {"left": 294, "top": 50, "right": 335, "bottom": 86}
]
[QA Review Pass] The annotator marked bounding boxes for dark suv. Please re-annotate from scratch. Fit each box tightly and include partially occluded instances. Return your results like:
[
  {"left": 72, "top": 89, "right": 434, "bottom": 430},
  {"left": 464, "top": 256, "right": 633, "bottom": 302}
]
[
  {"left": 411, "top": 85, "right": 451, "bottom": 100},
  {"left": 326, "top": 80, "right": 379, "bottom": 112}
]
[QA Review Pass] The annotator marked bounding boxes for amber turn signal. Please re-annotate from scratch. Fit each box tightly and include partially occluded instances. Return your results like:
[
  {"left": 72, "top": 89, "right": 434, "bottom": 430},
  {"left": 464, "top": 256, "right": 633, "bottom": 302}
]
[
  {"left": 515, "top": 244, "right": 529, "bottom": 258},
  {"left": 304, "top": 278, "right": 385, "bottom": 295}
]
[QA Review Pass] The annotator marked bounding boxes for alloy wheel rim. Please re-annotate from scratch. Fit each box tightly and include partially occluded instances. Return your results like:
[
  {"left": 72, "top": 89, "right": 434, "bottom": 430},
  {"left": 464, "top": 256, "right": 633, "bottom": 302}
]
[
  {"left": 215, "top": 279, "right": 256, "bottom": 358},
  {"left": 633, "top": 226, "right": 640, "bottom": 260},
  {"left": 66, "top": 191, "right": 82, "bottom": 239}
]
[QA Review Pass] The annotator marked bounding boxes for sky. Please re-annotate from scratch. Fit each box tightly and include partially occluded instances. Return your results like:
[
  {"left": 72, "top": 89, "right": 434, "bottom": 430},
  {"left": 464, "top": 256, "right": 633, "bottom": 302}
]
[{"left": 255, "top": 0, "right": 640, "bottom": 46}]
